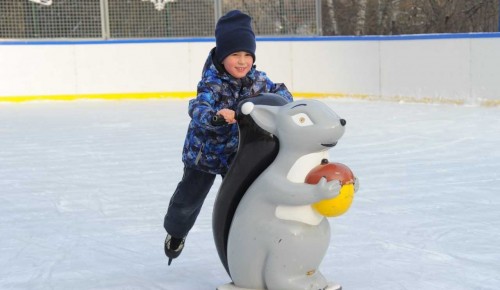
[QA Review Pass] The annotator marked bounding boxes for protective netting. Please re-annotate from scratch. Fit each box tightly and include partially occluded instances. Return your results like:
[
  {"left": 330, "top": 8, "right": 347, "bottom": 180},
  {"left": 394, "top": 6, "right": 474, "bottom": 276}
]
[{"left": 0, "top": 0, "right": 319, "bottom": 39}]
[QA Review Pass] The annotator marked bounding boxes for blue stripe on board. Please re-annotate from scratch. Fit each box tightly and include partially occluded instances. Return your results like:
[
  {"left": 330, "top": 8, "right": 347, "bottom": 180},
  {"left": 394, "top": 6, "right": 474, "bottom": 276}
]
[{"left": 1, "top": 32, "right": 500, "bottom": 45}]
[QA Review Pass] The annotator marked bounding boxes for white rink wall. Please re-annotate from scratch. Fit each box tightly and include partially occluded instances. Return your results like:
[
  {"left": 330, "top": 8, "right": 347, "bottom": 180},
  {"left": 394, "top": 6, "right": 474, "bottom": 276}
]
[{"left": 1, "top": 33, "right": 499, "bottom": 104}]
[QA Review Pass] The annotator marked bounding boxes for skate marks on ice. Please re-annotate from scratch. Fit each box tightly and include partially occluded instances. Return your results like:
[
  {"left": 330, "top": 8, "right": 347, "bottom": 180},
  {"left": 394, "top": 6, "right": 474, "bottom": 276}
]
[{"left": 0, "top": 99, "right": 499, "bottom": 289}]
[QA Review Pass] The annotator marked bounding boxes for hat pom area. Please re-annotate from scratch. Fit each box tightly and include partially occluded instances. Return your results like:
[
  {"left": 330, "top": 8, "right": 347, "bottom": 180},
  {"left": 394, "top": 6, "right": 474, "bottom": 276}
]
[{"left": 215, "top": 10, "right": 256, "bottom": 64}]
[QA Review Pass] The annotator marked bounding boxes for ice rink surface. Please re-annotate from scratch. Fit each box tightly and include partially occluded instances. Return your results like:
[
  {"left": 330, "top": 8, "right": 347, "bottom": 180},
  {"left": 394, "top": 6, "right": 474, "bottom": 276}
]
[{"left": 1, "top": 98, "right": 499, "bottom": 290}]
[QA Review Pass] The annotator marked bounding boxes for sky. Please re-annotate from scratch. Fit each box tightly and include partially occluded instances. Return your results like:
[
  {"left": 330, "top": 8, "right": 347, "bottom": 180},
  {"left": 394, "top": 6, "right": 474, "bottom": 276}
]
[{"left": 0, "top": 98, "right": 499, "bottom": 290}]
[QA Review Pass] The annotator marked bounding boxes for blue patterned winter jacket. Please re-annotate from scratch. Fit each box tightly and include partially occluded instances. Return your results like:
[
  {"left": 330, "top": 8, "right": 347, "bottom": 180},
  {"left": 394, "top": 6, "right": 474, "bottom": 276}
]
[{"left": 182, "top": 48, "right": 293, "bottom": 175}]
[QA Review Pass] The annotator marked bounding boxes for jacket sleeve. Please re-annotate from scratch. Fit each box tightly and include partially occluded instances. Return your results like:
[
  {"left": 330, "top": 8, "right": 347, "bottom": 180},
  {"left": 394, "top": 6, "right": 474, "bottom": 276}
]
[
  {"left": 259, "top": 71, "right": 293, "bottom": 102},
  {"left": 188, "top": 82, "right": 231, "bottom": 133},
  {"left": 270, "top": 82, "right": 293, "bottom": 102}
]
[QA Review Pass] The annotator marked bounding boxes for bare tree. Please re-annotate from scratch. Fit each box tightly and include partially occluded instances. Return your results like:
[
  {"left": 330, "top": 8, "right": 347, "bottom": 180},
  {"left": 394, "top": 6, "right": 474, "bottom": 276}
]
[
  {"left": 376, "top": 0, "right": 387, "bottom": 34},
  {"left": 325, "top": 0, "right": 340, "bottom": 34},
  {"left": 354, "top": 0, "right": 368, "bottom": 35},
  {"left": 322, "top": 0, "right": 498, "bottom": 36},
  {"left": 390, "top": 0, "right": 401, "bottom": 34}
]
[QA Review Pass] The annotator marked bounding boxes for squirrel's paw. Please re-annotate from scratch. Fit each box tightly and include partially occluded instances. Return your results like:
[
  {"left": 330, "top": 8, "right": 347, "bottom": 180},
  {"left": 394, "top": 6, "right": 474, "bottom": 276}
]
[
  {"left": 353, "top": 176, "right": 360, "bottom": 193},
  {"left": 316, "top": 177, "right": 342, "bottom": 199}
]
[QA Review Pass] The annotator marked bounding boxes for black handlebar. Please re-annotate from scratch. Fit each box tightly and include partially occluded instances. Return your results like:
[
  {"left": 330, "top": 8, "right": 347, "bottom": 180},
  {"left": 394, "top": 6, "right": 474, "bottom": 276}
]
[{"left": 211, "top": 114, "right": 227, "bottom": 126}]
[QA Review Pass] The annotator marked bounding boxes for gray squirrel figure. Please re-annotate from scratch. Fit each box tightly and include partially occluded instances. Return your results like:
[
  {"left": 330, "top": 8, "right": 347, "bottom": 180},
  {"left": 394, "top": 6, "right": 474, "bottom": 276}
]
[{"left": 213, "top": 94, "right": 359, "bottom": 290}]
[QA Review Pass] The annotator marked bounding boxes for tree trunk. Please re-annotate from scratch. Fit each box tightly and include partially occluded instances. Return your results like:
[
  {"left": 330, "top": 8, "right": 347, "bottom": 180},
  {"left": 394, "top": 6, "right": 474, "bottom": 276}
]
[
  {"left": 390, "top": 0, "right": 401, "bottom": 34},
  {"left": 325, "top": 0, "right": 339, "bottom": 35},
  {"left": 355, "top": 0, "right": 368, "bottom": 35}
]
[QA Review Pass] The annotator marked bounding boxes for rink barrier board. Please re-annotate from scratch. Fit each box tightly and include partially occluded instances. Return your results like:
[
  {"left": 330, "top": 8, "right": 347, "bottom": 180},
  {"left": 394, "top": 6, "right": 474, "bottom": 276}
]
[{"left": 2, "top": 33, "right": 499, "bottom": 107}]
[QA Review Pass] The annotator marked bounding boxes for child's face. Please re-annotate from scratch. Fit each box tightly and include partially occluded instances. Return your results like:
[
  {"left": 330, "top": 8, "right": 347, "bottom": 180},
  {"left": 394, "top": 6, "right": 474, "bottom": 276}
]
[{"left": 222, "top": 51, "right": 253, "bottom": 79}]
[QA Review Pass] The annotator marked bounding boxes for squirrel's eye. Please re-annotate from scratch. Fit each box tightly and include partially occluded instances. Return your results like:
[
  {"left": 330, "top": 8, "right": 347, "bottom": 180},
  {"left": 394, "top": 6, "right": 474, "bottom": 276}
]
[{"left": 292, "top": 113, "right": 313, "bottom": 127}]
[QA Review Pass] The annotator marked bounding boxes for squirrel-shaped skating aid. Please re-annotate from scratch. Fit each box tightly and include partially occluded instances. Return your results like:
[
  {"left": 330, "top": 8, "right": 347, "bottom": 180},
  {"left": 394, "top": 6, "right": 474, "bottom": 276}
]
[{"left": 213, "top": 94, "right": 358, "bottom": 290}]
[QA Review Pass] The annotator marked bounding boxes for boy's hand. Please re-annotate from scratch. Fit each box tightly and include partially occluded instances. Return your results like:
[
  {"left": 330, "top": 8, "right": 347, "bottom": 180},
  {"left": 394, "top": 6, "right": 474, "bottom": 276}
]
[{"left": 217, "top": 109, "right": 237, "bottom": 124}]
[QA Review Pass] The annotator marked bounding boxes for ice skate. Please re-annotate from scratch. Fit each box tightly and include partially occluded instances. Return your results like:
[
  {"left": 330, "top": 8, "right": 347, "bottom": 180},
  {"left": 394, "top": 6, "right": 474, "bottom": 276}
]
[{"left": 164, "top": 234, "right": 185, "bottom": 265}]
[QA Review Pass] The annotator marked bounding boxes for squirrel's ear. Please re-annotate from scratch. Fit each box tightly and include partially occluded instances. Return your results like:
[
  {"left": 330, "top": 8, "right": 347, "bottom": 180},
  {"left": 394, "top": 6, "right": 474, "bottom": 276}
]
[{"left": 249, "top": 105, "right": 278, "bottom": 135}]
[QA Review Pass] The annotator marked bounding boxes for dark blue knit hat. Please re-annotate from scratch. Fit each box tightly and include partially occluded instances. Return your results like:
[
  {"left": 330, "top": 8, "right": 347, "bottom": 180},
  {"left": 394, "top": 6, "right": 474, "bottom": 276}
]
[{"left": 215, "top": 10, "right": 256, "bottom": 64}]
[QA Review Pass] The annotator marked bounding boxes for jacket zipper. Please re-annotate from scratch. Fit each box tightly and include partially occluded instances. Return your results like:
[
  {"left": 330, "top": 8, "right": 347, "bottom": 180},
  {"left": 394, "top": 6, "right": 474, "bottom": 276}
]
[{"left": 195, "top": 143, "right": 204, "bottom": 165}]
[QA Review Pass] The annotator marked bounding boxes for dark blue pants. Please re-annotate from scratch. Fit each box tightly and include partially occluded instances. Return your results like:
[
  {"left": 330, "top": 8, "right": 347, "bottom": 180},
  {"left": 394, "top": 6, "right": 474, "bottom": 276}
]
[{"left": 164, "top": 166, "right": 221, "bottom": 238}]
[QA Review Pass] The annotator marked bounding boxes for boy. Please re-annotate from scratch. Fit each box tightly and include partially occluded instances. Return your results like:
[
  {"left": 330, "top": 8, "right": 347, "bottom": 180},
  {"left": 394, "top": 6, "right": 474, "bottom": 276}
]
[{"left": 163, "top": 10, "right": 293, "bottom": 265}]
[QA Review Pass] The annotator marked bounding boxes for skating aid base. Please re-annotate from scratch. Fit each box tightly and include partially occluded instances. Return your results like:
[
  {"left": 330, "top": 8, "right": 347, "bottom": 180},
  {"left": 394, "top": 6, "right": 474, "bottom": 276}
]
[
  {"left": 216, "top": 282, "right": 341, "bottom": 290},
  {"left": 216, "top": 283, "right": 259, "bottom": 290}
]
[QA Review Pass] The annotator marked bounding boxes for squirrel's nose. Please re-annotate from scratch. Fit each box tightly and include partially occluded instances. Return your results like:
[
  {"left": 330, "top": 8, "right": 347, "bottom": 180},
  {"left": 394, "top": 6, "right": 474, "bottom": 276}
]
[{"left": 340, "top": 119, "right": 346, "bottom": 126}]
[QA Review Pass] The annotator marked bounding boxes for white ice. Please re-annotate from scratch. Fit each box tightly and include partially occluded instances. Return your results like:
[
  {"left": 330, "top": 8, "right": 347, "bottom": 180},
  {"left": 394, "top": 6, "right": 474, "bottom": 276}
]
[{"left": 1, "top": 99, "right": 499, "bottom": 290}]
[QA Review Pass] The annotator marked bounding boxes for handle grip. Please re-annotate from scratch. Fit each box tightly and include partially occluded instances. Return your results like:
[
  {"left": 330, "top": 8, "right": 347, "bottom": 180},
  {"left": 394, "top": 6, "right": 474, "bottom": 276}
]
[{"left": 211, "top": 114, "right": 227, "bottom": 126}]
